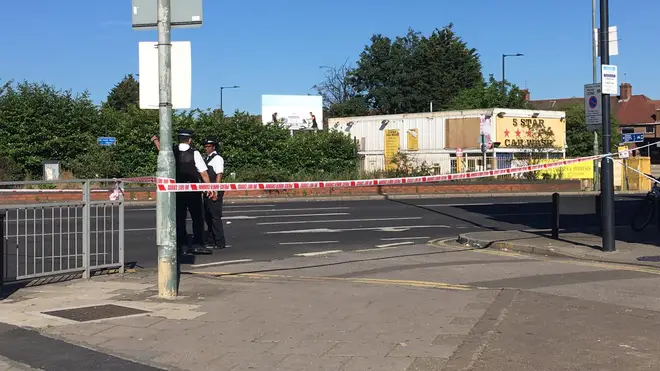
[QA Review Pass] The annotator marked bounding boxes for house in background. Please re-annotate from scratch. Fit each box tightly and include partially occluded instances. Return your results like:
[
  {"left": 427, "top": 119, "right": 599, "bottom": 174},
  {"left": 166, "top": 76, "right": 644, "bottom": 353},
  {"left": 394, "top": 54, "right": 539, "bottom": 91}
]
[{"left": 528, "top": 83, "right": 660, "bottom": 163}]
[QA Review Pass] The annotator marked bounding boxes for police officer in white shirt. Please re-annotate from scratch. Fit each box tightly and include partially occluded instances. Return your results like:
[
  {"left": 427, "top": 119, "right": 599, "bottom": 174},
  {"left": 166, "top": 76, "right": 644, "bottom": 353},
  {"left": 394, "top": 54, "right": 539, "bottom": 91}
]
[
  {"left": 202, "top": 138, "right": 226, "bottom": 249},
  {"left": 151, "top": 129, "right": 215, "bottom": 255}
]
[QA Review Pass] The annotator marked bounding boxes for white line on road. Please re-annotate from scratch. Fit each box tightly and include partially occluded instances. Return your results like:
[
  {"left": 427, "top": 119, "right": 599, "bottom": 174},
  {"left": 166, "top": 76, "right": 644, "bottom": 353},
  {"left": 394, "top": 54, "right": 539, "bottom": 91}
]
[
  {"left": 190, "top": 259, "right": 253, "bottom": 268},
  {"left": 266, "top": 225, "right": 451, "bottom": 234},
  {"left": 279, "top": 241, "right": 339, "bottom": 245},
  {"left": 225, "top": 207, "right": 349, "bottom": 214},
  {"left": 375, "top": 241, "right": 416, "bottom": 248},
  {"left": 258, "top": 217, "right": 421, "bottom": 226},
  {"left": 294, "top": 250, "right": 343, "bottom": 257},
  {"left": 225, "top": 213, "right": 349, "bottom": 220},
  {"left": 354, "top": 241, "right": 414, "bottom": 252},
  {"left": 224, "top": 204, "right": 276, "bottom": 208},
  {"left": 420, "top": 202, "right": 528, "bottom": 207},
  {"left": 380, "top": 236, "right": 429, "bottom": 241}
]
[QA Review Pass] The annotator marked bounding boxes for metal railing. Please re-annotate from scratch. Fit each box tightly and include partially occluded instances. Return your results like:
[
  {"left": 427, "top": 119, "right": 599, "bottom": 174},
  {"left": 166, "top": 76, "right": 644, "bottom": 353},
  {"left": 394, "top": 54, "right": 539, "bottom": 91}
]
[{"left": 0, "top": 179, "right": 124, "bottom": 283}]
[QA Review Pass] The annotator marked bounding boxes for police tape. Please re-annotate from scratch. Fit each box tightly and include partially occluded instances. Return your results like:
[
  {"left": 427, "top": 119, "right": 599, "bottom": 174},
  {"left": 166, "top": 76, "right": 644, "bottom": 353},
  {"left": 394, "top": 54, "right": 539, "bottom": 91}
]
[{"left": 153, "top": 154, "right": 607, "bottom": 193}]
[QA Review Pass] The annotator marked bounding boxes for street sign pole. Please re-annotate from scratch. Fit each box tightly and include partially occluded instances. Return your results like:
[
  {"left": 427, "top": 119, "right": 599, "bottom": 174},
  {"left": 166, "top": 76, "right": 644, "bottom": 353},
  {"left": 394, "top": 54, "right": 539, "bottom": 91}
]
[
  {"left": 156, "top": 0, "right": 178, "bottom": 297},
  {"left": 599, "top": 0, "right": 615, "bottom": 252}
]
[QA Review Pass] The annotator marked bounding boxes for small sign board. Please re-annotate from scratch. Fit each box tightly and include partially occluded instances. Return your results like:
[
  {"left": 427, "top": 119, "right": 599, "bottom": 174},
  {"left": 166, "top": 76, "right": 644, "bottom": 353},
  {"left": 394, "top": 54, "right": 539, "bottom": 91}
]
[
  {"left": 618, "top": 146, "right": 629, "bottom": 159},
  {"left": 456, "top": 148, "right": 463, "bottom": 157},
  {"left": 132, "top": 0, "right": 203, "bottom": 30},
  {"left": 98, "top": 137, "right": 117, "bottom": 146},
  {"left": 601, "top": 64, "right": 618, "bottom": 95},
  {"left": 622, "top": 133, "right": 644, "bottom": 143},
  {"left": 584, "top": 83, "right": 602, "bottom": 130}
]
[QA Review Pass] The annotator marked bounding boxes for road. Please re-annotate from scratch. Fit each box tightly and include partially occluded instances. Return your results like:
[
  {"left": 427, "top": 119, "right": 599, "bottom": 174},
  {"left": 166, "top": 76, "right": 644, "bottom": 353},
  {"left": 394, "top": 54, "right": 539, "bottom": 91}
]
[{"left": 117, "top": 194, "right": 644, "bottom": 270}]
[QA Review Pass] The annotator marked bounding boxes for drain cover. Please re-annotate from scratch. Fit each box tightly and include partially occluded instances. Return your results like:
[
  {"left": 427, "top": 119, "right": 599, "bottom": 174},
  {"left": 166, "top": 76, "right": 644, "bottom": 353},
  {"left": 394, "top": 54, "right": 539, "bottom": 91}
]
[{"left": 42, "top": 304, "right": 149, "bottom": 322}]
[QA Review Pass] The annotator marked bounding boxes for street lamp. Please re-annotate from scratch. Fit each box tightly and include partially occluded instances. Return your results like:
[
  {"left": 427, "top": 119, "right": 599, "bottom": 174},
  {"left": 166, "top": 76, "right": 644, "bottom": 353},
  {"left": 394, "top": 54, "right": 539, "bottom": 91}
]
[
  {"left": 502, "top": 53, "right": 524, "bottom": 84},
  {"left": 220, "top": 85, "right": 239, "bottom": 113}
]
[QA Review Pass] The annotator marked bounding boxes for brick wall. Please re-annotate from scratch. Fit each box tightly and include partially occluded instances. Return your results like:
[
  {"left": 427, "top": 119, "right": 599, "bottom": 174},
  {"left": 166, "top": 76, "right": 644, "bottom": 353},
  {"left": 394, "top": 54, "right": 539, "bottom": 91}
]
[{"left": 0, "top": 180, "right": 581, "bottom": 204}]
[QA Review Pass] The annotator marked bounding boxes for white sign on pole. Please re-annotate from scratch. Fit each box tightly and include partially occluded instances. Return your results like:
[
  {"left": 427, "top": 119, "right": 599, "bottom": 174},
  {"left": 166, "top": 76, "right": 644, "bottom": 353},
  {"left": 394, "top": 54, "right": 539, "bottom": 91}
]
[
  {"left": 601, "top": 64, "right": 618, "bottom": 95},
  {"left": 138, "top": 41, "right": 192, "bottom": 110},
  {"left": 594, "top": 26, "right": 619, "bottom": 56},
  {"left": 584, "top": 83, "right": 602, "bottom": 131}
]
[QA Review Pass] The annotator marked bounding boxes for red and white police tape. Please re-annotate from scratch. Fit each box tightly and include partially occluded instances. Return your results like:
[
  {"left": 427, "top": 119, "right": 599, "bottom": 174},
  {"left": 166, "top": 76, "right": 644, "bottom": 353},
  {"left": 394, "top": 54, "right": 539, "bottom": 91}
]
[{"left": 153, "top": 154, "right": 606, "bottom": 193}]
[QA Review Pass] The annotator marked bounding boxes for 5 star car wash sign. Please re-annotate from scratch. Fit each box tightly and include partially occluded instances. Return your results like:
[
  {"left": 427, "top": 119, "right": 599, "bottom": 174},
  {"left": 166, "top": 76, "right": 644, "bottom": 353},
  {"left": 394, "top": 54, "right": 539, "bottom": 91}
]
[{"left": 496, "top": 116, "right": 565, "bottom": 149}]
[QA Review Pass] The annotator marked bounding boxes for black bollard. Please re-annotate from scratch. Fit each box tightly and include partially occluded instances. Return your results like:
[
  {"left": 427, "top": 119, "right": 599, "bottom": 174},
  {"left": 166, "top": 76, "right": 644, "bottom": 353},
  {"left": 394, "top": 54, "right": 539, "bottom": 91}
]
[{"left": 551, "top": 193, "right": 560, "bottom": 239}]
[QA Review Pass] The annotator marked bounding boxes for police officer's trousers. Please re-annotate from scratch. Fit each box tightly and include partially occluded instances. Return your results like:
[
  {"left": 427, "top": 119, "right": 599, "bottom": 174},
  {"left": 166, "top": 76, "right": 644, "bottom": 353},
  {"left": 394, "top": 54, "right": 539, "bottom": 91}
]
[
  {"left": 176, "top": 191, "right": 205, "bottom": 248},
  {"left": 204, "top": 191, "right": 225, "bottom": 248}
]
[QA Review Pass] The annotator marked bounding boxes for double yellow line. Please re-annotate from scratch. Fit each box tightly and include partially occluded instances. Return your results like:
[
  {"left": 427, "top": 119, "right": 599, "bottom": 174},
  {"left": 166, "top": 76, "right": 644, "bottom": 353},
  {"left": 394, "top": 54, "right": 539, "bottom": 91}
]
[{"left": 186, "top": 271, "right": 481, "bottom": 291}]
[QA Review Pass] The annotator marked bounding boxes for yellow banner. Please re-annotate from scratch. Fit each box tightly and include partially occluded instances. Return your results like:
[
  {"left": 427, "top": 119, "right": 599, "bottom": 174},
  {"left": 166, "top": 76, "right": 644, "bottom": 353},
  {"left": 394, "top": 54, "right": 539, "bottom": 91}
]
[
  {"left": 536, "top": 159, "right": 594, "bottom": 179},
  {"left": 407, "top": 129, "right": 419, "bottom": 151},
  {"left": 384, "top": 129, "right": 400, "bottom": 170},
  {"left": 496, "top": 117, "right": 565, "bottom": 148}
]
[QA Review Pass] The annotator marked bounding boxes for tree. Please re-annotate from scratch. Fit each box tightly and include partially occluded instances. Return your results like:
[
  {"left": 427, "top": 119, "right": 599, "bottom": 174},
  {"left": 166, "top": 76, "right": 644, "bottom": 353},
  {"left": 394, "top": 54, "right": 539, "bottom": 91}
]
[
  {"left": 0, "top": 81, "right": 98, "bottom": 177},
  {"left": 351, "top": 24, "right": 483, "bottom": 114},
  {"left": 314, "top": 59, "right": 368, "bottom": 118},
  {"left": 449, "top": 75, "right": 531, "bottom": 110},
  {"left": 103, "top": 74, "right": 139, "bottom": 111},
  {"left": 564, "top": 103, "right": 620, "bottom": 158}
]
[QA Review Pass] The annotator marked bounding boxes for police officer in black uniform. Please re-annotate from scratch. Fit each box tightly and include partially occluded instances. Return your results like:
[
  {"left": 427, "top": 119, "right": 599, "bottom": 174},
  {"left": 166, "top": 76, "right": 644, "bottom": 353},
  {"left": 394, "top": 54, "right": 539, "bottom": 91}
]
[
  {"left": 202, "top": 138, "right": 226, "bottom": 249},
  {"left": 152, "top": 129, "right": 215, "bottom": 255}
]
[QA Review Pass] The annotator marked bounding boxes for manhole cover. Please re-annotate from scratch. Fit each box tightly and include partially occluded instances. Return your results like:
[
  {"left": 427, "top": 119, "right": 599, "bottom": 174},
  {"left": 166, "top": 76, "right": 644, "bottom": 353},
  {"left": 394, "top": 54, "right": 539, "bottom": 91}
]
[{"left": 42, "top": 304, "right": 149, "bottom": 322}]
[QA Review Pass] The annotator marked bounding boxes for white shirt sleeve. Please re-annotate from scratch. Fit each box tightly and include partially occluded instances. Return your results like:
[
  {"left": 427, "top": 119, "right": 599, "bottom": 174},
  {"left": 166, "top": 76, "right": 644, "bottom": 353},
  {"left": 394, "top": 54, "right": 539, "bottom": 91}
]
[
  {"left": 193, "top": 151, "right": 208, "bottom": 173},
  {"left": 209, "top": 155, "right": 224, "bottom": 174}
]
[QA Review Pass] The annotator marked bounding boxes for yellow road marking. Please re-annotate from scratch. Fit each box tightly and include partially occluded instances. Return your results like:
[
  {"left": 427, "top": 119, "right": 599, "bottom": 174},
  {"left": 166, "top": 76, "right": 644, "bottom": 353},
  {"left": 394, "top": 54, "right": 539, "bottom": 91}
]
[
  {"left": 432, "top": 239, "right": 660, "bottom": 276},
  {"left": 185, "top": 271, "right": 480, "bottom": 291}
]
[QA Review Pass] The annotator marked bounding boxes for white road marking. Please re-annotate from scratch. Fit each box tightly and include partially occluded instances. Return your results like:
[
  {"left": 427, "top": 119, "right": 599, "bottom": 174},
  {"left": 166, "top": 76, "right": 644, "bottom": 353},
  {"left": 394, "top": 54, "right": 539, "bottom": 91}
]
[
  {"left": 420, "top": 202, "right": 528, "bottom": 207},
  {"left": 258, "top": 217, "right": 421, "bottom": 226},
  {"left": 380, "top": 236, "right": 429, "bottom": 241},
  {"left": 294, "top": 250, "right": 343, "bottom": 257},
  {"left": 225, "top": 207, "right": 349, "bottom": 214},
  {"left": 224, "top": 204, "right": 276, "bottom": 208},
  {"left": 279, "top": 241, "right": 339, "bottom": 245},
  {"left": 354, "top": 241, "right": 415, "bottom": 252},
  {"left": 225, "top": 212, "right": 349, "bottom": 220},
  {"left": 375, "top": 241, "right": 415, "bottom": 248},
  {"left": 266, "top": 225, "right": 451, "bottom": 234},
  {"left": 190, "top": 259, "right": 253, "bottom": 268}
]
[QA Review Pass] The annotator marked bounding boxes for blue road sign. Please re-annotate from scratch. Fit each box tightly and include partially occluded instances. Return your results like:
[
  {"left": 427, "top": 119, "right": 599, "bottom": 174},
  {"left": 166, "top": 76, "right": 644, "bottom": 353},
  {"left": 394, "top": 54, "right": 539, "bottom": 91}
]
[
  {"left": 588, "top": 96, "right": 598, "bottom": 109},
  {"left": 622, "top": 133, "right": 644, "bottom": 143},
  {"left": 97, "top": 137, "right": 117, "bottom": 146}
]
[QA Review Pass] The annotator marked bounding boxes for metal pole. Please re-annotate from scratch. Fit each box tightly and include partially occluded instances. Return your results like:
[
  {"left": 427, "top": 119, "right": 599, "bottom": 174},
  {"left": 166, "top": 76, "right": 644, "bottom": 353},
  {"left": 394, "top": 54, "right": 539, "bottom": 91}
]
[
  {"left": 501, "top": 54, "right": 505, "bottom": 83},
  {"left": 593, "top": 132, "right": 599, "bottom": 191},
  {"left": 220, "top": 87, "right": 223, "bottom": 113},
  {"left": 599, "top": 0, "right": 615, "bottom": 252},
  {"left": 481, "top": 133, "right": 487, "bottom": 170},
  {"left": 592, "top": 0, "right": 598, "bottom": 83},
  {"left": 156, "top": 0, "right": 178, "bottom": 296}
]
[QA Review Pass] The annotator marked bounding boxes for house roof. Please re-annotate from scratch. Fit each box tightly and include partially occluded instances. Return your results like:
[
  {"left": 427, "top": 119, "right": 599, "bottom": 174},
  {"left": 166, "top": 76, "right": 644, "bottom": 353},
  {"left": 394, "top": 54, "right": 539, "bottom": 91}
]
[{"left": 529, "top": 95, "right": 659, "bottom": 126}]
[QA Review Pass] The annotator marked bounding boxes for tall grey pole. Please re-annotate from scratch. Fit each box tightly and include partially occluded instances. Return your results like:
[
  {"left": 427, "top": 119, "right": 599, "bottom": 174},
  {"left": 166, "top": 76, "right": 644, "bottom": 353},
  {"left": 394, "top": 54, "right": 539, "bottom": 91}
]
[
  {"left": 220, "top": 87, "right": 223, "bottom": 113},
  {"left": 156, "top": 0, "right": 178, "bottom": 296},
  {"left": 592, "top": 0, "right": 598, "bottom": 83},
  {"left": 599, "top": 0, "right": 615, "bottom": 252},
  {"left": 592, "top": 0, "right": 599, "bottom": 191},
  {"left": 501, "top": 54, "right": 505, "bottom": 83}
]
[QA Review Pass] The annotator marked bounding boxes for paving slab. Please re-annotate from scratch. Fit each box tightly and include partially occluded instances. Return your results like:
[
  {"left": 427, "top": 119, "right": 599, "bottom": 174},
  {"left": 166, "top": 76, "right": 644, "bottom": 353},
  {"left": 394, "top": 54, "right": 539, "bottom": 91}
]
[{"left": 457, "top": 229, "right": 660, "bottom": 268}]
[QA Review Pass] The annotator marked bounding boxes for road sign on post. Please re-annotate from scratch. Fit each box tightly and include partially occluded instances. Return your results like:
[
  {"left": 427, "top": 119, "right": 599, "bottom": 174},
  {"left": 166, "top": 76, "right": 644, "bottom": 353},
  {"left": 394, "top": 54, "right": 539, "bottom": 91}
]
[
  {"left": 97, "top": 137, "right": 117, "bottom": 146},
  {"left": 584, "top": 83, "right": 602, "bottom": 130},
  {"left": 622, "top": 133, "right": 644, "bottom": 143},
  {"left": 132, "top": 0, "right": 203, "bottom": 29},
  {"left": 601, "top": 64, "right": 618, "bottom": 95},
  {"left": 133, "top": 0, "right": 204, "bottom": 299}
]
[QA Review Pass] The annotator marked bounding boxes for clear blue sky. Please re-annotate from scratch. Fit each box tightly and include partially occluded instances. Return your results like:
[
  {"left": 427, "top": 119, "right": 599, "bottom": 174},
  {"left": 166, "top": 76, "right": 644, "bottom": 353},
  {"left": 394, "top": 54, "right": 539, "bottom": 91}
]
[{"left": 1, "top": 0, "right": 657, "bottom": 115}]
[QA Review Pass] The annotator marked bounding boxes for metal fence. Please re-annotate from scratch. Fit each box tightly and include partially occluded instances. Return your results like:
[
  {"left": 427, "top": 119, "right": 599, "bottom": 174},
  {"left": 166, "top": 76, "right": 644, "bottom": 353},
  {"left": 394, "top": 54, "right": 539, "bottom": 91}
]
[{"left": 0, "top": 180, "right": 124, "bottom": 283}]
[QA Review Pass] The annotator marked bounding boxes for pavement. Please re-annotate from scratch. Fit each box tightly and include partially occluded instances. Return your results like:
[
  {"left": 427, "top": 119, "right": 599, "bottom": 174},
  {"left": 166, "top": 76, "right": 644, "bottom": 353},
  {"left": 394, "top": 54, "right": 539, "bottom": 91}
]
[{"left": 3, "top": 242, "right": 660, "bottom": 370}]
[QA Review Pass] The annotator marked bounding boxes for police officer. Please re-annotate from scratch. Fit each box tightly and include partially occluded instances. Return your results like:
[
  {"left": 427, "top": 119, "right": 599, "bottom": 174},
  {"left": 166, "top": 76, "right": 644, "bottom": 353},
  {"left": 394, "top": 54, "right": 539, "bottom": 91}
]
[
  {"left": 202, "top": 138, "right": 226, "bottom": 249},
  {"left": 152, "top": 129, "right": 215, "bottom": 255}
]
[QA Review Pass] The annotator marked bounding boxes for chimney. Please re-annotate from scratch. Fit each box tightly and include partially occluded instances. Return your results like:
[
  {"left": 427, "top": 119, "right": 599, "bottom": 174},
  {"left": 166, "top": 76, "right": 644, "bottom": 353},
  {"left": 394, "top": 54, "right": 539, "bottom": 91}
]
[
  {"left": 619, "top": 82, "right": 632, "bottom": 101},
  {"left": 522, "top": 89, "right": 530, "bottom": 101}
]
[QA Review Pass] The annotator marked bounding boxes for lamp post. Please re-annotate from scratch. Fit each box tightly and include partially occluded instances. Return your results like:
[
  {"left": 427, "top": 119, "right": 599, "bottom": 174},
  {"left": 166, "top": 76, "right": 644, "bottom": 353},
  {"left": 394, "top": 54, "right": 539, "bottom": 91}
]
[
  {"left": 220, "top": 85, "right": 239, "bottom": 113},
  {"left": 502, "top": 53, "right": 524, "bottom": 84}
]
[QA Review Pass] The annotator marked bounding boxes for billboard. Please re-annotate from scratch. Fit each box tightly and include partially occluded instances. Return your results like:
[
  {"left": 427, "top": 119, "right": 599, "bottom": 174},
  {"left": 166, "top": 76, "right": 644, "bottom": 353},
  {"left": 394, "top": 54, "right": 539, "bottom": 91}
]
[{"left": 261, "top": 95, "right": 323, "bottom": 130}]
